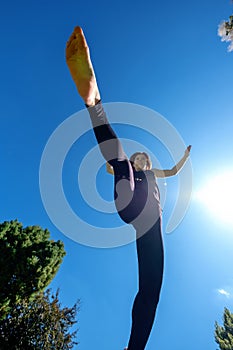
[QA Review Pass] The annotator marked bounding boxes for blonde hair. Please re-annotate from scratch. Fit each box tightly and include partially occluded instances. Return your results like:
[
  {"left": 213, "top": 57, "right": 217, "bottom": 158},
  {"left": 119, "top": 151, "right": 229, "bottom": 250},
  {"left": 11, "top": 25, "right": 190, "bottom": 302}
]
[{"left": 129, "top": 152, "right": 152, "bottom": 170}]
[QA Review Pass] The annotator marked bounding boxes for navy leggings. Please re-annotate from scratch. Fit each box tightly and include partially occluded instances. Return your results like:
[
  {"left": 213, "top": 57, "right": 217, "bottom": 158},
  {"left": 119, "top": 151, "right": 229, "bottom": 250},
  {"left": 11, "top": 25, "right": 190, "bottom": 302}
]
[{"left": 87, "top": 102, "right": 164, "bottom": 350}]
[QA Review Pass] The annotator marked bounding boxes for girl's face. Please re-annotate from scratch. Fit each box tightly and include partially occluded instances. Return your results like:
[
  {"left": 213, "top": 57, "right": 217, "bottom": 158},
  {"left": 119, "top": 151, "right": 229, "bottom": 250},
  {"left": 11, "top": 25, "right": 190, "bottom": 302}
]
[{"left": 133, "top": 154, "right": 148, "bottom": 171}]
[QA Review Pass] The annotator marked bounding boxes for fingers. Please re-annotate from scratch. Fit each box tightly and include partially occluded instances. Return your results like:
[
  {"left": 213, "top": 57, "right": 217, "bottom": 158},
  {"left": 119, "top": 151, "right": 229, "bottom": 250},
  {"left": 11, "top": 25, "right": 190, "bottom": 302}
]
[{"left": 184, "top": 145, "right": 191, "bottom": 157}]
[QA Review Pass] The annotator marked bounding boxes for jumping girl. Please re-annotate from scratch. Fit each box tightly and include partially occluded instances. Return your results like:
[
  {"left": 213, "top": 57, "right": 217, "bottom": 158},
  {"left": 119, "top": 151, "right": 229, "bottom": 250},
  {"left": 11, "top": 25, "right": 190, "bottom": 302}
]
[{"left": 66, "top": 26, "right": 191, "bottom": 350}]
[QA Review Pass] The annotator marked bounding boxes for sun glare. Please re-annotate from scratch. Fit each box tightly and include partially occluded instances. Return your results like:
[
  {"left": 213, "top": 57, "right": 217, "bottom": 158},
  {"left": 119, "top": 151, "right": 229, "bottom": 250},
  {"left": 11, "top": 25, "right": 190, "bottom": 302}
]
[{"left": 195, "top": 171, "right": 233, "bottom": 226}]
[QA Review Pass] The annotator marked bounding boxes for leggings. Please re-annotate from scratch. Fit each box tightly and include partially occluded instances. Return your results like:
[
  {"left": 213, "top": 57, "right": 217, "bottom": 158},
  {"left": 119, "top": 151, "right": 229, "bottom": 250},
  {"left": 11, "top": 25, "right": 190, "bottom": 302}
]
[{"left": 86, "top": 102, "right": 164, "bottom": 350}]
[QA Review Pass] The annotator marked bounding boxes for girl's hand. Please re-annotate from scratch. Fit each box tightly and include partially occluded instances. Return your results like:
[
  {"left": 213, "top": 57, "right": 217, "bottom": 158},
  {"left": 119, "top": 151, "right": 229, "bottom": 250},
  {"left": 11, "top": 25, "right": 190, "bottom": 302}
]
[{"left": 185, "top": 145, "right": 192, "bottom": 157}]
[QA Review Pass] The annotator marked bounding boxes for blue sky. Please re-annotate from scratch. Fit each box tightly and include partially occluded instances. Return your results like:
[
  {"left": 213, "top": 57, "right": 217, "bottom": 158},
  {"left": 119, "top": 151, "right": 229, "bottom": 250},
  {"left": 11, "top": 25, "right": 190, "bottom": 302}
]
[{"left": 1, "top": 0, "right": 233, "bottom": 349}]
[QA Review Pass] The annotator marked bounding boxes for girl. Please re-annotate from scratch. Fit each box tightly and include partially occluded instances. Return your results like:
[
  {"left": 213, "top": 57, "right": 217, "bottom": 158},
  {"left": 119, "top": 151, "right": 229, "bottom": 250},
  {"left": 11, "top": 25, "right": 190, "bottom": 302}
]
[{"left": 66, "top": 26, "right": 191, "bottom": 350}]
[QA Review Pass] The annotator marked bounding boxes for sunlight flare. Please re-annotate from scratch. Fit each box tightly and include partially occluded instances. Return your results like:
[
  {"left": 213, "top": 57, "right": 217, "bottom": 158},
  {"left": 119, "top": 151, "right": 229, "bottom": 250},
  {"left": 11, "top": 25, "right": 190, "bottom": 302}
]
[{"left": 195, "top": 171, "right": 233, "bottom": 225}]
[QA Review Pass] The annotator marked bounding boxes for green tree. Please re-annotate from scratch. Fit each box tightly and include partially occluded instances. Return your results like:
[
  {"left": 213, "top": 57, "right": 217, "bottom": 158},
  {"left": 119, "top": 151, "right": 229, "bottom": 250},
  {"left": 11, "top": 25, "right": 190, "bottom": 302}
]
[
  {"left": 215, "top": 307, "right": 233, "bottom": 350},
  {"left": 0, "top": 288, "right": 79, "bottom": 349},
  {"left": 0, "top": 220, "right": 66, "bottom": 319}
]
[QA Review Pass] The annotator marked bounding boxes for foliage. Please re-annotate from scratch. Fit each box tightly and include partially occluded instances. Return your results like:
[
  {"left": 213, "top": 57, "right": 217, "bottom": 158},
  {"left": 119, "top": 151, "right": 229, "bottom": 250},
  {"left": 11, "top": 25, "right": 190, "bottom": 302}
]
[
  {"left": 215, "top": 307, "right": 233, "bottom": 350},
  {"left": 0, "top": 220, "right": 66, "bottom": 319},
  {"left": 218, "top": 14, "right": 233, "bottom": 52},
  {"left": 0, "top": 288, "right": 79, "bottom": 349}
]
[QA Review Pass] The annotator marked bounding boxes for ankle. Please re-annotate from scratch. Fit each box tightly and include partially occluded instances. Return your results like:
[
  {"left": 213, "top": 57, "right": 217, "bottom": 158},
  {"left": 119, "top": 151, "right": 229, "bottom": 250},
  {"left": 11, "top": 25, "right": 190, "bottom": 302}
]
[{"left": 83, "top": 91, "right": 101, "bottom": 107}]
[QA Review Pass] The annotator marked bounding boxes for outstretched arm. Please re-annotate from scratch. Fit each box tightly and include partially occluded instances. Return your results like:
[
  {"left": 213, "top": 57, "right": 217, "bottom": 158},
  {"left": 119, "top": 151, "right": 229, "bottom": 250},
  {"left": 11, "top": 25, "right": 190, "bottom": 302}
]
[{"left": 152, "top": 145, "right": 191, "bottom": 178}]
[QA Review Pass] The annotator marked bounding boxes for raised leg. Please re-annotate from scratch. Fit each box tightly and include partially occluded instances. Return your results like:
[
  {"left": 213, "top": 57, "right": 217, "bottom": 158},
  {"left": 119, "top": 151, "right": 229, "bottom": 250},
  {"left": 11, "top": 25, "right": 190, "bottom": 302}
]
[{"left": 66, "top": 26, "right": 135, "bottom": 192}]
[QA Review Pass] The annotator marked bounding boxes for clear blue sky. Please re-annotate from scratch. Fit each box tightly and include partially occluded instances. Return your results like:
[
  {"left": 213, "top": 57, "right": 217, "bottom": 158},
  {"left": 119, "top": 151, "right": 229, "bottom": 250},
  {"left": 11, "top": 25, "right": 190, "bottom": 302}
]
[{"left": 1, "top": 0, "right": 233, "bottom": 349}]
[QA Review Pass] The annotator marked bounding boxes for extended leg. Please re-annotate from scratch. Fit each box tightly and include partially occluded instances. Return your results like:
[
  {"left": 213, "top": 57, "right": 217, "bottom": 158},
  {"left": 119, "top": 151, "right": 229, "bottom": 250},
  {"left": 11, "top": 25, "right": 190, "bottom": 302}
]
[
  {"left": 66, "top": 27, "right": 126, "bottom": 165},
  {"left": 66, "top": 27, "right": 127, "bottom": 165},
  {"left": 86, "top": 101, "right": 128, "bottom": 167},
  {"left": 86, "top": 102, "right": 136, "bottom": 212},
  {"left": 66, "top": 26, "right": 135, "bottom": 191}
]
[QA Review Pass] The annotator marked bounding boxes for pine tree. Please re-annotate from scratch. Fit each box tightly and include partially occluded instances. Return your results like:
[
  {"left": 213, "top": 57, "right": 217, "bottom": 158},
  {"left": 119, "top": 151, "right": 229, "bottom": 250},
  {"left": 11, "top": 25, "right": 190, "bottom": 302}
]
[
  {"left": 0, "top": 289, "right": 79, "bottom": 349},
  {"left": 215, "top": 308, "right": 233, "bottom": 350},
  {"left": 0, "top": 220, "right": 66, "bottom": 319}
]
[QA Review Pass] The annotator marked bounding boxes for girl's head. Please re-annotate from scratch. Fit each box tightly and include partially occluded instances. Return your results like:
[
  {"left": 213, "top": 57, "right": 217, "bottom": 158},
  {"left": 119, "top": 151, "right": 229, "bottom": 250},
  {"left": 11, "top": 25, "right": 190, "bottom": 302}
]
[{"left": 130, "top": 152, "right": 152, "bottom": 171}]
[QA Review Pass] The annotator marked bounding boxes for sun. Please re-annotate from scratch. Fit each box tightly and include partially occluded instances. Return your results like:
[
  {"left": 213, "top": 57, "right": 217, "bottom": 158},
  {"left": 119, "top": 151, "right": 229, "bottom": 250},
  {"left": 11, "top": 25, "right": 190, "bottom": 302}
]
[{"left": 195, "top": 170, "right": 233, "bottom": 226}]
